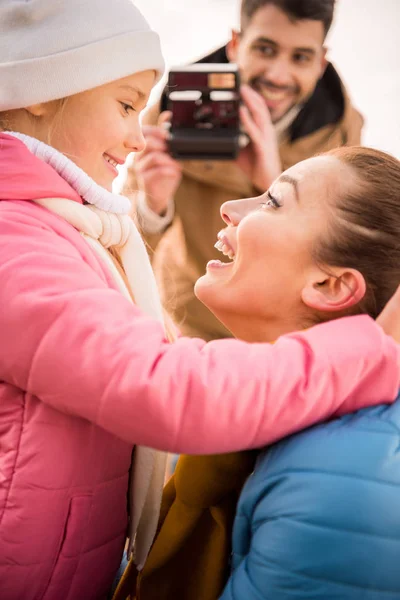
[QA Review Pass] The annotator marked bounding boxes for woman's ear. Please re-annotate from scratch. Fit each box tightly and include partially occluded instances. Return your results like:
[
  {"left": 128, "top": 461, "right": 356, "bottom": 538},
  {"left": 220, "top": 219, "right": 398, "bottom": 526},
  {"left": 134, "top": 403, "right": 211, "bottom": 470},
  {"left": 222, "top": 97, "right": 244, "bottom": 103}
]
[
  {"left": 226, "top": 29, "right": 240, "bottom": 63},
  {"left": 301, "top": 267, "right": 366, "bottom": 313}
]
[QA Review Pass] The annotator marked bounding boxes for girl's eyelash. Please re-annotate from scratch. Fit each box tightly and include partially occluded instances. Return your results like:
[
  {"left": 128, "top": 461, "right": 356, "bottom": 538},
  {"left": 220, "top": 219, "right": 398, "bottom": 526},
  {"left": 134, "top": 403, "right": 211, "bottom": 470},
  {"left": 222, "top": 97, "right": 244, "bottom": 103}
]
[{"left": 121, "top": 102, "right": 135, "bottom": 114}]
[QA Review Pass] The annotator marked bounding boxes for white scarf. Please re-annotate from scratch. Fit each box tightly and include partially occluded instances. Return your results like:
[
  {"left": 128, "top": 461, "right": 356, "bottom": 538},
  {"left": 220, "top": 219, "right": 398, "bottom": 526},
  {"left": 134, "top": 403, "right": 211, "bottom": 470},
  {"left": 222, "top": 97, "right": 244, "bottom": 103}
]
[{"left": 8, "top": 131, "right": 167, "bottom": 570}]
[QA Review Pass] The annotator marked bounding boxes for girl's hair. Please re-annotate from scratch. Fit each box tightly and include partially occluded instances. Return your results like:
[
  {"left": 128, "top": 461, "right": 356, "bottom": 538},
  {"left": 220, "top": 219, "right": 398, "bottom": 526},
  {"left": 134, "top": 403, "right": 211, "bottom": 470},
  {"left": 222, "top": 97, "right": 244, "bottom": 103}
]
[
  {"left": 0, "top": 111, "right": 10, "bottom": 131},
  {"left": 314, "top": 146, "right": 400, "bottom": 318},
  {"left": 0, "top": 99, "right": 68, "bottom": 145}
]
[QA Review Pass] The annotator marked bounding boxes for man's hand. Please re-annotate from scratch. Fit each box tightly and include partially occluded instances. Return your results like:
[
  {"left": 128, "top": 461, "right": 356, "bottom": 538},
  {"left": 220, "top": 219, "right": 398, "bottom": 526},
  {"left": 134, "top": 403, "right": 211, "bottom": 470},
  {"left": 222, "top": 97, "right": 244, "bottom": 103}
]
[
  {"left": 135, "top": 111, "right": 183, "bottom": 215},
  {"left": 237, "top": 84, "right": 282, "bottom": 193},
  {"left": 377, "top": 285, "right": 400, "bottom": 344}
]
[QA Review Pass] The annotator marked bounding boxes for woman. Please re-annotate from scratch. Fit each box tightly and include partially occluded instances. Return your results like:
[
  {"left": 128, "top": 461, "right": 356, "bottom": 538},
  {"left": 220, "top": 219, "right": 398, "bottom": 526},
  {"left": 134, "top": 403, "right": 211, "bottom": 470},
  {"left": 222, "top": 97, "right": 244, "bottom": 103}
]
[{"left": 127, "top": 147, "right": 400, "bottom": 600}]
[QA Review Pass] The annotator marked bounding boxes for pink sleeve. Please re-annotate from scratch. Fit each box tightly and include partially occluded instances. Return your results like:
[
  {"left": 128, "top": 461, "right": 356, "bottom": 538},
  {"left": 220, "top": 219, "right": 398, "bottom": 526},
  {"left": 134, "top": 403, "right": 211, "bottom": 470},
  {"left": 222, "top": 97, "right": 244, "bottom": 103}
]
[{"left": 1, "top": 211, "right": 399, "bottom": 454}]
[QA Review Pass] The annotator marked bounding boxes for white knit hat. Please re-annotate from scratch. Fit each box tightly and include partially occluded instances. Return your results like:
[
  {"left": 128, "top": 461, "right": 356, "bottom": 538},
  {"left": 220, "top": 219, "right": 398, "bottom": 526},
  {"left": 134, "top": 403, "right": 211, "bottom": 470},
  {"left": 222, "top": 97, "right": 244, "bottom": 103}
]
[{"left": 0, "top": 0, "right": 165, "bottom": 111}]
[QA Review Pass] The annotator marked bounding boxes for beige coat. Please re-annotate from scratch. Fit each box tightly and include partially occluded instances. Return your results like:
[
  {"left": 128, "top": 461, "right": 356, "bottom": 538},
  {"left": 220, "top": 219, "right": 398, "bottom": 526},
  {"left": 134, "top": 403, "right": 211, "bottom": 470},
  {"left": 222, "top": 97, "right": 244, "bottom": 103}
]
[{"left": 124, "top": 66, "right": 363, "bottom": 340}]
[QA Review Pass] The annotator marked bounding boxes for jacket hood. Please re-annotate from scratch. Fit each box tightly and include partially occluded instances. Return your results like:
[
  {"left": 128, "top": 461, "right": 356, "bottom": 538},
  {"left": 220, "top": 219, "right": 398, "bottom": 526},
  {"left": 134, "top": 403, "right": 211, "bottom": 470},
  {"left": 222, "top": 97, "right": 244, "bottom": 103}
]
[{"left": 0, "top": 133, "right": 82, "bottom": 203}]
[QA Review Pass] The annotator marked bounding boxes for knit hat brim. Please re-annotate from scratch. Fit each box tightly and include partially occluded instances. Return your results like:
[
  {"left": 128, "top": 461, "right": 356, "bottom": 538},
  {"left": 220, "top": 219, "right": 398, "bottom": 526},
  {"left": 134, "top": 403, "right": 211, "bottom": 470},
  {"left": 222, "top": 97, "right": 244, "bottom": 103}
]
[{"left": 0, "top": 30, "right": 165, "bottom": 111}]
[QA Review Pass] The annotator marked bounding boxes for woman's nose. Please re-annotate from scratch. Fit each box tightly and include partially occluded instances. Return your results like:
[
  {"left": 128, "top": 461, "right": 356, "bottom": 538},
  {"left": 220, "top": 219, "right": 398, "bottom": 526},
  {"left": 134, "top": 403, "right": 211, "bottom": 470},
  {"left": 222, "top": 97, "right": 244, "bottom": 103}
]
[{"left": 221, "top": 197, "right": 259, "bottom": 226}]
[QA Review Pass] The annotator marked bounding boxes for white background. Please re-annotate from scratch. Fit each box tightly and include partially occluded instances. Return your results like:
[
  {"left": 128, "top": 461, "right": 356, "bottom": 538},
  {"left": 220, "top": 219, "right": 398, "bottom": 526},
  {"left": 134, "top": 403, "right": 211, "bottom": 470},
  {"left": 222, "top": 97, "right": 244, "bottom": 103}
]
[{"left": 134, "top": 0, "right": 400, "bottom": 157}]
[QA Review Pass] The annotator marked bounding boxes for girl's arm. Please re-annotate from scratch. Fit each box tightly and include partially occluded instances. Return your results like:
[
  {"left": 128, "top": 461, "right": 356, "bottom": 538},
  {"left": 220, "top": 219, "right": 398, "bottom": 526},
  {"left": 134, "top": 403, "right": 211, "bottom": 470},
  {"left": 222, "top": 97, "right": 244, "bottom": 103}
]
[{"left": 1, "top": 210, "right": 399, "bottom": 454}]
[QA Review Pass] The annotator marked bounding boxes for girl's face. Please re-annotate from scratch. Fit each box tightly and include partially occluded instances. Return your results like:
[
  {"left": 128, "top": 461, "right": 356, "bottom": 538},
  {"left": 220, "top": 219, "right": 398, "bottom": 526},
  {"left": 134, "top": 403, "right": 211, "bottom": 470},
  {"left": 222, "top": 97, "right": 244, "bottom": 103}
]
[
  {"left": 195, "top": 156, "right": 359, "bottom": 342},
  {"left": 26, "top": 70, "right": 156, "bottom": 190}
]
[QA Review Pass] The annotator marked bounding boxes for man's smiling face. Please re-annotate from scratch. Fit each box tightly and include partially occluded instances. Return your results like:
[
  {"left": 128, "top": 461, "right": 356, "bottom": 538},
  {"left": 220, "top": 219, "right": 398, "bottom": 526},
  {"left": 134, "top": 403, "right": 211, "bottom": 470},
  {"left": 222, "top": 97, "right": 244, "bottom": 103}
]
[{"left": 228, "top": 4, "right": 327, "bottom": 123}]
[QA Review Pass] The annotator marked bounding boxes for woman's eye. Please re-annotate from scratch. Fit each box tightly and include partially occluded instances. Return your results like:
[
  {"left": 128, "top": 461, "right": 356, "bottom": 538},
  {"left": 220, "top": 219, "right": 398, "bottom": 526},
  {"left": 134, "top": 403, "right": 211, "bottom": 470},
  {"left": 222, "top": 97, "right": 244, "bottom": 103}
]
[
  {"left": 259, "top": 200, "right": 275, "bottom": 210},
  {"left": 120, "top": 102, "right": 135, "bottom": 114},
  {"left": 259, "top": 192, "right": 282, "bottom": 210}
]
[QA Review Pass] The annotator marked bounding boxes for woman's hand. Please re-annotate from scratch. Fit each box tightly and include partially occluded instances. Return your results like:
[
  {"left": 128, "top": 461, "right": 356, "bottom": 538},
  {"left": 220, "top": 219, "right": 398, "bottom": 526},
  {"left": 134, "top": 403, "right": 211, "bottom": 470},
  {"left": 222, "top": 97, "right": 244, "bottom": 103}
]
[{"left": 236, "top": 84, "right": 282, "bottom": 193}]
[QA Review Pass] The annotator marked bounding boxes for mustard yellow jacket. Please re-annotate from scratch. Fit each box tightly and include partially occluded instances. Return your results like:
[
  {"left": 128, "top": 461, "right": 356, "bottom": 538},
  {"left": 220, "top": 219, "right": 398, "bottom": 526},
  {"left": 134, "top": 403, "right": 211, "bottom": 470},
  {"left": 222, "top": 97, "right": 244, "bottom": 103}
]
[{"left": 113, "top": 452, "right": 257, "bottom": 600}]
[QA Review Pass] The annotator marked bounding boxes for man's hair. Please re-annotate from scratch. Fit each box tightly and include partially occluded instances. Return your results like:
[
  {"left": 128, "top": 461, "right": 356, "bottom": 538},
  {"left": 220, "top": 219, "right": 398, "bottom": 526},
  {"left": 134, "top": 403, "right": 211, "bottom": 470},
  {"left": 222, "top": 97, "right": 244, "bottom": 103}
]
[{"left": 240, "top": 0, "right": 336, "bottom": 37}]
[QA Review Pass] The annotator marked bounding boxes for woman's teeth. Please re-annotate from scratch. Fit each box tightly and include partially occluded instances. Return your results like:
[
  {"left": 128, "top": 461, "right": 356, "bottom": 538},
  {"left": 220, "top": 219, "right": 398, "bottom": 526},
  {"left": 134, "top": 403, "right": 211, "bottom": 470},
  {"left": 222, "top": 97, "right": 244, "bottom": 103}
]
[
  {"left": 104, "top": 154, "right": 118, "bottom": 168},
  {"left": 214, "top": 239, "right": 235, "bottom": 261}
]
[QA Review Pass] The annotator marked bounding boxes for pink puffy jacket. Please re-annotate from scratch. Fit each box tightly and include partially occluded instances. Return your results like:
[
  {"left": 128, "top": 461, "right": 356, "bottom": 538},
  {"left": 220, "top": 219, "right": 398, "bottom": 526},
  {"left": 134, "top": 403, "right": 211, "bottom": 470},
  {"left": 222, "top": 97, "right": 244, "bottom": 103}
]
[{"left": 0, "top": 133, "right": 399, "bottom": 600}]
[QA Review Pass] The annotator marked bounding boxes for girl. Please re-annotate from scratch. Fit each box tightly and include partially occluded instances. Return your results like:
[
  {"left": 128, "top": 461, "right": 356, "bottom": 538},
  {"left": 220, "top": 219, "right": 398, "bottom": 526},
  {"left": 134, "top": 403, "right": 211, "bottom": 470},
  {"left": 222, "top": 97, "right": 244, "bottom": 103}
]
[
  {"left": 129, "top": 147, "right": 400, "bottom": 600},
  {"left": 0, "top": 2, "right": 399, "bottom": 599}
]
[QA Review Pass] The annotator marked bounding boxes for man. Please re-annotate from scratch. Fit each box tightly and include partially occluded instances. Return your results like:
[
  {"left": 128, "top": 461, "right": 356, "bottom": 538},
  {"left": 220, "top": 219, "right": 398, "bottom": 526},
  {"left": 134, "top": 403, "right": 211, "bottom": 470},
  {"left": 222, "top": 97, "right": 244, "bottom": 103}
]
[{"left": 124, "top": 0, "right": 363, "bottom": 340}]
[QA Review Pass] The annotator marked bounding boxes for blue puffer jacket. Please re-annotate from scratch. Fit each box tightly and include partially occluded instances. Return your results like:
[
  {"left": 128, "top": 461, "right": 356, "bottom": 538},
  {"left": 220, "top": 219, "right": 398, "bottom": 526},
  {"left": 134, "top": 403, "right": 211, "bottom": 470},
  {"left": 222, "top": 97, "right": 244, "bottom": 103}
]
[{"left": 221, "top": 396, "right": 400, "bottom": 600}]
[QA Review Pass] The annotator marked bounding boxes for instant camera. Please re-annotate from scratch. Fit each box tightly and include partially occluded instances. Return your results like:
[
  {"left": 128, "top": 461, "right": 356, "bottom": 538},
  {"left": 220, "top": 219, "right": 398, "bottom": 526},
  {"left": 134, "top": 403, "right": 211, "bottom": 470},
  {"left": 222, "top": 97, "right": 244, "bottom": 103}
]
[{"left": 165, "top": 63, "right": 248, "bottom": 161}]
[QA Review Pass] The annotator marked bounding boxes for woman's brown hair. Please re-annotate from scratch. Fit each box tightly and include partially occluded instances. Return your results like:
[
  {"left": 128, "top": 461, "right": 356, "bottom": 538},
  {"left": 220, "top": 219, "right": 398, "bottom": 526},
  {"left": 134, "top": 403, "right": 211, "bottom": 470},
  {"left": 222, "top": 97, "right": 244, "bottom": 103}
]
[{"left": 314, "top": 146, "right": 400, "bottom": 318}]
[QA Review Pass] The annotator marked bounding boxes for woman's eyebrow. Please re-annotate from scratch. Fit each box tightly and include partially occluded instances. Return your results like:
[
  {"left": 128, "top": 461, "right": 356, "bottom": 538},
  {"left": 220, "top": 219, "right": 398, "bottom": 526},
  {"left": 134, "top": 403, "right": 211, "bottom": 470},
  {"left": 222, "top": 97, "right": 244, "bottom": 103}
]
[{"left": 277, "top": 174, "right": 300, "bottom": 203}]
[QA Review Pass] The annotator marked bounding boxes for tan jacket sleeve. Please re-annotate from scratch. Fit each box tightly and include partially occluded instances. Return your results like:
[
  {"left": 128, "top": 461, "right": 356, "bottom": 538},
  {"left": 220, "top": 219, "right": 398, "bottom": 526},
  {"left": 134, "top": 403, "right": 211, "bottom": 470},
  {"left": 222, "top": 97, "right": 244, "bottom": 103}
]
[{"left": 344, "top": 106, "right": 364, "bottom": 145}]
